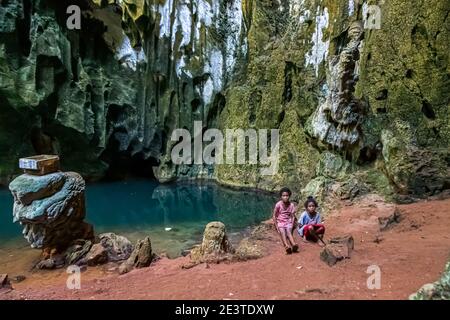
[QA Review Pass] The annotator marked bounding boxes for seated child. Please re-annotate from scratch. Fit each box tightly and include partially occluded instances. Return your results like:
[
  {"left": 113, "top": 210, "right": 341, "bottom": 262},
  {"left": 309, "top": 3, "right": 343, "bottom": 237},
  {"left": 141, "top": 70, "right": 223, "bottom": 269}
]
[
  {"left": 273, "top": 187, "right": 299, "bottom": 254},
  {"left": 298, "top": 196, "right": 325, "bottom": 243}
]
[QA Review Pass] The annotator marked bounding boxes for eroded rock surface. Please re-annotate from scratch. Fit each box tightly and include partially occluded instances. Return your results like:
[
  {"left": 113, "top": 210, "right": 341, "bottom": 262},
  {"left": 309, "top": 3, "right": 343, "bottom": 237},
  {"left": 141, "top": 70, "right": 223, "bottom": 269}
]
[
  {"left": 9, "top": 172, "right": 94, "bottom": 253},
  {"left": 0, "top": 0, "right": 448, "bottom": 203},
  {"left": 119, "top": 236, "right": 153, "bottom": 274},
  {"left": 190, "top": 221, "right": 234, "bottom": 263}
]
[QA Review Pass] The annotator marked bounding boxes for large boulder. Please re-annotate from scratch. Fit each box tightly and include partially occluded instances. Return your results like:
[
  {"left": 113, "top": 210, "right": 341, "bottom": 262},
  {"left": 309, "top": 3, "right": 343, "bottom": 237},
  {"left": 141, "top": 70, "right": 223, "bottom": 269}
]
[{"left": 9, "top": 171, "right": 94, "bottom": 254}]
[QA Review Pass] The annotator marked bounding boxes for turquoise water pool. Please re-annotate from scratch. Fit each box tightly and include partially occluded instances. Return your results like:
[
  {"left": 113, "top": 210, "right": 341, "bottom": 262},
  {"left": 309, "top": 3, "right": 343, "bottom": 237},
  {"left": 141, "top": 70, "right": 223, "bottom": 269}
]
[{"left": 0, "top": 180, "right": 276, "bottom": 257}]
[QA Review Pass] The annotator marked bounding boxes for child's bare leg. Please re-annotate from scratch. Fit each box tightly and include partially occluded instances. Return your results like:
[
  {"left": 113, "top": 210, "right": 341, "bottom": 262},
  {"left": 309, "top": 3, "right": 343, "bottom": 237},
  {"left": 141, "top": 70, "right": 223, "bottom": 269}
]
[
  {"left": 286, "top": 228, "right": 297, "bottom": 247},
  {"left": 281, "top": 229, "right": 293, "bottom": 254},
  {"left": 278, "top": 228, "right": 290, "bottom": 248},
  {"left": 287, "top": 228, "right": 299, "bottom": 252}
]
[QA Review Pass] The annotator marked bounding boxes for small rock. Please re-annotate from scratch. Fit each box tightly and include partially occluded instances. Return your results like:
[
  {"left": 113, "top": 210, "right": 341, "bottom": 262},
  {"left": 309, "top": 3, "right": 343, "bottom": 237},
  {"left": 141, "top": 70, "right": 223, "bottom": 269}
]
[
  {"left": 119, "top": 237, "right": 153, "bottom": 274},
  {"left": 36, "top": 259, "right": 56, "bottom": 270},
  {"left": 295, "top": 288, "right": 327, "bottom": 295},
  {"left": 52, "top": 254, "right": 66, "bottom": 268},
  {"left": 0, "top": 274, "right": 11, "bottom": 289},
  {"left": 118, "top": 262, "right": 133, "bottom": 275},
  {"left": 181, "top": 262, "right": 198, "bottom": 269},
  {"left": 373, "top": 235, "right": 384, "bottom": 243},
  {"left": 65, "top": 240, "right": 92, "bottom": 265},
  {"left": 11, "top": 275, "right": 26, "bottom": 283},
  {"left": 85, "top": 243, "right": 108, "bottom": 266},
  {"left": 98, "top": 233, "right": 133, "bottom": 262},
  {"left": 378, "top": 208, "right": 402, "bottom": 231},
  {"left": 305, "top": 288, "right": 325, "bottom": 293},
  {"left": 131, "top": 237, "right": 153, "bottom": 268},
  {"left": 328, "top": 234, "right": 354, "bottom": 250},
  {"left": 410, "top": 221, "right": 421, "bottom": 229},
  {"left": 320, "top": 243, "right": 351, "bottom": 266}
]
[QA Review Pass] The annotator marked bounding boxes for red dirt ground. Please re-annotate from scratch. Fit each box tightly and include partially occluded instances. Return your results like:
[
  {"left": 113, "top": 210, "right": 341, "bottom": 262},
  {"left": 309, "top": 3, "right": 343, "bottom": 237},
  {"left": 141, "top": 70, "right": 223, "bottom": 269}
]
[{"left": 2, "top": 194, "right": 450, "bottom": 300}]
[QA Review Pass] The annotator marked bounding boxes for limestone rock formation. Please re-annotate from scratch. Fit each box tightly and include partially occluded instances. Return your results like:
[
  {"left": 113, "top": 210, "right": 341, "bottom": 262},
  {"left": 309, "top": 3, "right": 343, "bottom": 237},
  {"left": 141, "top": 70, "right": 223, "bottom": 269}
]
[
  {"left": 85, "top": 243, "right": 109, "bottom": 266},
  {"left": 216, "top": 0, "right": 450, "bottom": 199},
  {"left": 65, "top": 240, "right": 93, "bottom": 265},
  {"left": 308, "top": 21, "right": 367, "bottom": 150},
  {"left": 97, "top": 233, "right": 134, "bottom": 262},
  {"left": 410, "top": 261, "right": 450, "bottom": 300},
  {"left": 0, "top": 1, "right": 449, "bottom": 202},
  {"left": 381, "top": 122, "right": 450, "bottom": 196},
  {"left": 119, "top": 236, "right": 153, "bottom": 274},
  {"left": 189, "top": 221, "right": 234, "bottom": 264},
  {"left": 77, "top": 233, "right": 133, "bottom": 266},
  {"left": 9, "top": 171, "right": 94, "bottom": 253}
]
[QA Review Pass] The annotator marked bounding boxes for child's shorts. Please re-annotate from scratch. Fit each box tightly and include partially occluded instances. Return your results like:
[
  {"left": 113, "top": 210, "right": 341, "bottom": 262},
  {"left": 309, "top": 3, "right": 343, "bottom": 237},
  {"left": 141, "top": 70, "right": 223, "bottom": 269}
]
[{"left": 277, "top": 223, "right": 293, "bottom": 230}]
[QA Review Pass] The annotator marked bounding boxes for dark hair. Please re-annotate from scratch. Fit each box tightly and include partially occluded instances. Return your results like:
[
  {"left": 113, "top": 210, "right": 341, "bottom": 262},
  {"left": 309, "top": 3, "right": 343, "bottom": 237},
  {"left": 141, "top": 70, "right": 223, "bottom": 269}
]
[
  {"left": 279, "top": 187, "right": 292, "bottom": 197},
  {"left": 304, "top": 196, "right": 318, "bottom": 208}
]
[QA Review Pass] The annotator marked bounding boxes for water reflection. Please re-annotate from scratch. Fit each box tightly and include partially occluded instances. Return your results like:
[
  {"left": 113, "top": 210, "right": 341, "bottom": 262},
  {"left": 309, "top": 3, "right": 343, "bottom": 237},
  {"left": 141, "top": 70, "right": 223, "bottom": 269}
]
[
  {"left": 86, "top": 180, "right": 275, "bottom": 232},
  {"left": 0, "top": 180, "right": 276, "bottom": 257}
]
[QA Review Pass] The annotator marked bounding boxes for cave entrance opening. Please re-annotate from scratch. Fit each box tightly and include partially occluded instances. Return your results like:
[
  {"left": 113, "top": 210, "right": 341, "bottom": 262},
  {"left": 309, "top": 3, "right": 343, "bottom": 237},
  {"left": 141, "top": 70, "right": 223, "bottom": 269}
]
[
  {"left": 100, "top": 150, "right": 159, "bottom": 182},
  {"left": 99, "top": 132, "right": 160, "bottom": 182},
  {"left": 103, "top": 152, "right": 158, "bottom": 181}
]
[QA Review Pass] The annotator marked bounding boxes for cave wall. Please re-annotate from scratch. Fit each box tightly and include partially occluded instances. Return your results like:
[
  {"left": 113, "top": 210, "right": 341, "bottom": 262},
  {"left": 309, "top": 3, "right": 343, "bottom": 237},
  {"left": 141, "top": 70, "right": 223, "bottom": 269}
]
[
  {"left": 0, "top": 0, "right": 449, "bottom": 203},
  {"left": 216, "top": 0, "right": 450, "bottom": 203}
]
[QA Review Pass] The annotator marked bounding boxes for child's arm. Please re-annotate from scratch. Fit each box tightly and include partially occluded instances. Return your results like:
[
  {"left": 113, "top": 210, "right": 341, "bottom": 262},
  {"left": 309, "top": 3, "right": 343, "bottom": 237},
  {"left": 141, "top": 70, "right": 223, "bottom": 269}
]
[
  {"left": 291, "top": 202, "right": 297, "bottom": 223},
  {"left": 316, "top": 213, "right": 322, "bottom": 224},
  {"left": 297, "top": 212, "right": 304, "bottom": 228},
  {"left": 297, "top": 212, "right": 306, "bottom": 236},
  {"left": 272, "top": 205, "right": 279, "bottom": 231}
]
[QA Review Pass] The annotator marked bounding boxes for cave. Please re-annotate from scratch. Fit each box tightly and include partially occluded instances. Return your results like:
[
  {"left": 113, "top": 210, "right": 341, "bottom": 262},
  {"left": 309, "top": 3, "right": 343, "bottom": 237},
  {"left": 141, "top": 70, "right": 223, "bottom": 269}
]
[
  {"left": 100, "top": 143, "right": 159, "bottom": 181},
  {"left": 357, "top": 146, "right": 378, "bottom": 165},
  {"left": 101, "top": 151, "right": 159, "bottom": 181},
  {"left": 99, "top": 128, "right": 159, "bottom": 181}
]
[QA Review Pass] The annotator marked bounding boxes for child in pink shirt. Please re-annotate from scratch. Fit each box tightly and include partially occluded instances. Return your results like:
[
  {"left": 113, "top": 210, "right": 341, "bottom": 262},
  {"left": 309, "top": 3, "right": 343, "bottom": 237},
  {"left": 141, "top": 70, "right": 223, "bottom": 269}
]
[{"left": 273, "top": 187, "right": 299, "bottom": 254}]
